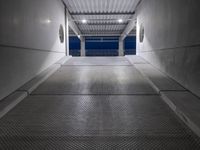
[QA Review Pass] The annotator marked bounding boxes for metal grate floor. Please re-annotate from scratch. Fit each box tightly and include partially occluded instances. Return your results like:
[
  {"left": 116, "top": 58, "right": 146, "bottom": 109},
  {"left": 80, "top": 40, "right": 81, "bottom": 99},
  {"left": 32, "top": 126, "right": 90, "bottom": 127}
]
[
  {"left": 0, "top": 95, "right": 200, "bottom": 149},
  {"left": 1, "top": 136, "right": 200, "bottom": 150}
]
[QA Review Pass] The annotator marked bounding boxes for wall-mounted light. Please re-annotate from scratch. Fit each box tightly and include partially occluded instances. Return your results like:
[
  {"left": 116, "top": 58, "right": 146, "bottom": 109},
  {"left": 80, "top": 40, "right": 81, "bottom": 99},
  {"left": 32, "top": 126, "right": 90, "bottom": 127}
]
[
  {"left": 46, "top": 19, "right": 51, "bottom": 23},
  {"left": 82, "top": 19, "right": 87, "bottom": 24},
  {"left": 118, "top": 19, "right": 123, "bottom": 23}
]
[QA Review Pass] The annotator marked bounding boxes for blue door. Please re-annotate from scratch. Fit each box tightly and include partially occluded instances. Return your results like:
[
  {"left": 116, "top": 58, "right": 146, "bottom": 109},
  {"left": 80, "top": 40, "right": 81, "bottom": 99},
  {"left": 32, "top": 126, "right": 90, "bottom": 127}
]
[
  {"left": 85, "top": 37, "right": 119, "bottom": 56},
  {"left": 124, "top": 36, "right": 136, "bottom": 55},
  {"left": 69, "top": 36, "right": 81, "bottom": 56}
]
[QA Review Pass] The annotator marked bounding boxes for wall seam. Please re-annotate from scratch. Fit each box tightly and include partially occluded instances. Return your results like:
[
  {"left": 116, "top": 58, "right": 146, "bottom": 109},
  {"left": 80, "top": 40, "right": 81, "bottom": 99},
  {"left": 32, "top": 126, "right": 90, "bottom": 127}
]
[
  {"left": 139, "top": 43, "right": 200, "bottom": 53},
  {"left": 0, "top": 44, "right": 65, "bottom": 54}
]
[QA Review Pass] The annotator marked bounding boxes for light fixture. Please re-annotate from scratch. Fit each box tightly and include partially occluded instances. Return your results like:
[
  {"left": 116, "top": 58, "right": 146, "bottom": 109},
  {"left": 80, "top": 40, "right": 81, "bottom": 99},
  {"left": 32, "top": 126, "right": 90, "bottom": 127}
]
[
  {"left": 82, "top": 19, "right": 87, "bottom": 24},
  {"left": 46, "top": 19, "right": 51, "bottom": 23},
  {"left": 118, "top": 19, "right": 123, "bottom": 23}
]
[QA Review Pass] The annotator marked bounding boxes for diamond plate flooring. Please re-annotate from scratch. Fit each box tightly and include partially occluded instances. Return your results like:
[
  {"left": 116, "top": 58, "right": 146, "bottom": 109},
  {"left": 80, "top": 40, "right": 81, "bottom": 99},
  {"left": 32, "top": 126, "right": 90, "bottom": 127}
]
[
  {"left": 32, "top": 66, "right": 157, "bottom": 95},
  {"left": 0, "top": 95, "right": 200, "bottom": 149},
  {"left": 64, "top": 57, "right": 131, "bottom": 66},
  {"left": 0, "top": 57, "right": 200, "bottom": 149}
]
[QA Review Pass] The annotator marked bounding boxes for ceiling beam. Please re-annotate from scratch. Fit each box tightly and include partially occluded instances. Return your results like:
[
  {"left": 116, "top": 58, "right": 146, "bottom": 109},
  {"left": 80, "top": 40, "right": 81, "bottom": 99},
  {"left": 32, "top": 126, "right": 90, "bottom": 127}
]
[
  {"left": 120, "top": 0, "right": 142, "bottom": 40},
  {"left": 120, "top": 15, "right": 137, "bottom": 41},
  {"left": 67, "top": 10, "right": 82, "bottom": 38},
  {"left": 69, "top": 33, "right": 136, "bottom": 37},
  {"left": 62, "top": 1, "right": 82, "bottom": 38},
  {"left": 76, "top": 22, "right": 128, "bottom": 25}
]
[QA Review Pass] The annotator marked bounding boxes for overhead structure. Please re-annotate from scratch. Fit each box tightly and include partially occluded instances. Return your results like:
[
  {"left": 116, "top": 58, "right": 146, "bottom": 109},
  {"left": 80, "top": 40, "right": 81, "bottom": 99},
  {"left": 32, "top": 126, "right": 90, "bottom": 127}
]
[
  {"left": 120, "top": 15, "right": 137, "bottom": 41},
  {"left": 63, "top": 0, "right": 140, "bottom": 37},
  {"left": 64, "top": 6, "right": 82, "bottom": 38}
]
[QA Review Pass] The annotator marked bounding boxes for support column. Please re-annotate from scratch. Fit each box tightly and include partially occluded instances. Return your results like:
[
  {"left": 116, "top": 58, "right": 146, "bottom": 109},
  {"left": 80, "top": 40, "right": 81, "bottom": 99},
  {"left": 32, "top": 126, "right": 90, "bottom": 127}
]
[
  {"left": 118, "top": 40, "right": 124, "bottom": 56},
  {"left": 66, "top": 10, "right": 69, "bottom": 56},
  {"left": 81, "top": 37, "right": 86, "bottom": 57}
]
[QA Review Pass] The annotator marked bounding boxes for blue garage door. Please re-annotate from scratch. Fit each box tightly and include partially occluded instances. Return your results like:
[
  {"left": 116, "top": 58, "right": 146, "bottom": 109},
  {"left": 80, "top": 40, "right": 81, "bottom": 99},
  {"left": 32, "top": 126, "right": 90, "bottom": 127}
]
[
  {"left": 69, "top": 37, "right": 81, "bottom": 56},
  {"left": 124, "top": 36, "right": 136, "bottom": 55},
  {"left": 85, "top": 37, "right": 119, "bottom": 56},
  {"left": 69, "top": 36, "right": 136, "bottom": 56}
]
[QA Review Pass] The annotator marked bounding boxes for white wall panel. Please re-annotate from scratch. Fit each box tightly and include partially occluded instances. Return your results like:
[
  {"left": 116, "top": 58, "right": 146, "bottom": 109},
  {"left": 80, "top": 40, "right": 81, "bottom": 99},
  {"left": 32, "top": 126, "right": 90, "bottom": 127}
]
[
  {"left": 0, "top": 0, "right": 65, "bottom": 52},
  {"left": 0, "top": 0, "right": 66, "bottom": 100},
  {"left": 137, "top": 0, "right": 200, "bottom": 97}
]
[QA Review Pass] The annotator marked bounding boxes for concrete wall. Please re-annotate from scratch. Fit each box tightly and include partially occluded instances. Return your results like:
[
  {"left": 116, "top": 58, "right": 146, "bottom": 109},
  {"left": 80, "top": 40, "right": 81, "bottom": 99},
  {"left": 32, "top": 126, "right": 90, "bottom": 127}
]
[
  {"left": 0, "top": 0, "right": 66, "bottom": 100},
  {"left": 136, "top": 0, "right": 200, "bottom": 97}
]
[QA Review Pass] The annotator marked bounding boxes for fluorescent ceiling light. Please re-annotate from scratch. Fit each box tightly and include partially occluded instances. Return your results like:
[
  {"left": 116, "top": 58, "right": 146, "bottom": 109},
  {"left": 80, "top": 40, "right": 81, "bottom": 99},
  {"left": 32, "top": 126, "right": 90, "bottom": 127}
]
[
  {"left": 118, "top": 19, "right": 123, "bottom": 23},
  {"left": 82, "top": 19, "right": 87, "bottom": 24}
]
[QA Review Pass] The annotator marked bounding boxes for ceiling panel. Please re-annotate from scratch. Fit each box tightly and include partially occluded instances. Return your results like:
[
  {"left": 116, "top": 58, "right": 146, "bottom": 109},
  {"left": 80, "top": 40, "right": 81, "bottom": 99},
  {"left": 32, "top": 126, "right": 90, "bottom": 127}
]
[
  {"left": 64, "top": 0, "right": 139, "bottom": 36},
  {"left": 73, "top": 14, "right": 132, "bottom": 24},
  {"left": 64, "top": 0, "right": 139, "bottom": 13},
  {"left": 79, "top": 24, "right": 125, "bottom": 31}
]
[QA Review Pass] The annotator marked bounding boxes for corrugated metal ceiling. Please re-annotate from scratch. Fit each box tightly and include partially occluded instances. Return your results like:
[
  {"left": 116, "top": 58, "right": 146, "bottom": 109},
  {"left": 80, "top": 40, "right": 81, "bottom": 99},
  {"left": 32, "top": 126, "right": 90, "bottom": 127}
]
[{"left": 64, "top": 0, "right": 139, "bottom": 36}]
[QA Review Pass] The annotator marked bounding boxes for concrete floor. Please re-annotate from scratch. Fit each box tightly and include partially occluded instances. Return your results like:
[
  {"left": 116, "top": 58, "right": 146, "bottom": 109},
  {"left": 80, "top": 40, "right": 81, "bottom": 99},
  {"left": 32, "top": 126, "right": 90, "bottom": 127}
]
[{"left": 0, "top": 57, "right": 200, "bottom": 149}]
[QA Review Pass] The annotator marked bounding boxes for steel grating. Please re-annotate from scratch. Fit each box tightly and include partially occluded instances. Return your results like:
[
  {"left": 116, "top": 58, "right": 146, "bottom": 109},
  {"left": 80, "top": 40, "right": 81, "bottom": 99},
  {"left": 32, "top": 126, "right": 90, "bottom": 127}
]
[{"left": 0, "top": 95, "right": 200, "bottom": 149}]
